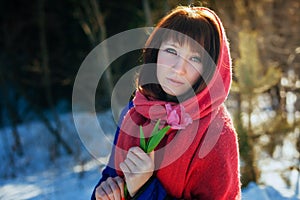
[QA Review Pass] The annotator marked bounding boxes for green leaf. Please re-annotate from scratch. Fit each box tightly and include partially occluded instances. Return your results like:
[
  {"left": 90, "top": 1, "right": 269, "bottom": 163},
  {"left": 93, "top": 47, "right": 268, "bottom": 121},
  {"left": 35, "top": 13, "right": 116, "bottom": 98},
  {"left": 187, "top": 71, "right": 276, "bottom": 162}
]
[
  {"left": 140, "top": 125, "right": 147, "bottom": 152},
  {"left": 151, "top": 119, "right": 161, "bottom": 136},
  {"left": 147, "top": 125, "right": 171, "bottom": 153},
  {"left": 124, "top": 184, "right": 128, "bottom": 198}
]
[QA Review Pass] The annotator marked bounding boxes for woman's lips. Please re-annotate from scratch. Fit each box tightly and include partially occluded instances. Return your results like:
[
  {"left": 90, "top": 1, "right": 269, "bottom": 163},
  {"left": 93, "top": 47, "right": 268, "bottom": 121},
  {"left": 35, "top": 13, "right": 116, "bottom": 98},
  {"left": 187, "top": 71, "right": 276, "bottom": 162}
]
[{"left": 167, "top": 77, "right": 184, "bottom": 86}]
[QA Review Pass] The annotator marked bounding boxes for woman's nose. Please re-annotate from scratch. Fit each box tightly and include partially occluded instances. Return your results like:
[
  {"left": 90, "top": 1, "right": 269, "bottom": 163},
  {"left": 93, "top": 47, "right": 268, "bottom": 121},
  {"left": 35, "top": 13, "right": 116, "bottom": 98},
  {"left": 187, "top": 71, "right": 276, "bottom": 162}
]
[{"left": 173, "top": 56, "right": 188, "bottom": 75}]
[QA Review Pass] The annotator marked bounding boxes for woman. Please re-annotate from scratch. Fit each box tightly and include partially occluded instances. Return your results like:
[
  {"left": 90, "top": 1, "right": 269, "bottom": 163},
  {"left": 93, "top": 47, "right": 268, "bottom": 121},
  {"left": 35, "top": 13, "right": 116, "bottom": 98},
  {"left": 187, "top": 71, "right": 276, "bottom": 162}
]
[{"left": 92, "top": 6, "right": 241, "bottom": 200}]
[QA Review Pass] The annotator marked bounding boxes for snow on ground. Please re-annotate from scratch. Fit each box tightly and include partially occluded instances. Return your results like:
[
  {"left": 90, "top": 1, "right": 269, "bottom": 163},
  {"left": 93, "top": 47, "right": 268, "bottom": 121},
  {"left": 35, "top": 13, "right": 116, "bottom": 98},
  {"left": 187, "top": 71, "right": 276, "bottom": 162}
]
[
  {"left": 0, "top": 110, "right": 299, "bottom": 200},
  {"left": 0, "top": 110, "right": 113, "bottom": 200}
]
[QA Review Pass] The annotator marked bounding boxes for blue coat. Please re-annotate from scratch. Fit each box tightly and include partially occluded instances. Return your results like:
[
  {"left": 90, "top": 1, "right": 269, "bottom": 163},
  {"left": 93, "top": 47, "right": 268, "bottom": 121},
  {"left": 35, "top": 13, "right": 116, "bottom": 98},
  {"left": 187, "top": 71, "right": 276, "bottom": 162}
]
[{"left": 91, "top": 102, "right": 173, "bottom": 200}]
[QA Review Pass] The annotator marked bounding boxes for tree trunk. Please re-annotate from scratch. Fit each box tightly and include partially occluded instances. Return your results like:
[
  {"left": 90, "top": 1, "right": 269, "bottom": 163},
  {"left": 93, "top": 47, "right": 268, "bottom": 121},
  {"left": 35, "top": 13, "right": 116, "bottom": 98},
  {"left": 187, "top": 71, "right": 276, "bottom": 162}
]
[
  {"left": 246, "top": 94, "right": 259, "bottom": 183},
  {"left": 90, "top": 0, "right": 114, "bottom": 102},
  {"left": 142, "top": 0, "right": 153, "bottom": 26},
  {"left": 77, "top": 0, "right": 114, "bottom": 105},
  {"left": 0, "top": 74, "right": 23, "bottom": 156},
  {"left": 38, "top": 0, "right": 72, "bottom": 155},
  {"left": 163, "top": 0, "right": 170, "bottom": 14}
]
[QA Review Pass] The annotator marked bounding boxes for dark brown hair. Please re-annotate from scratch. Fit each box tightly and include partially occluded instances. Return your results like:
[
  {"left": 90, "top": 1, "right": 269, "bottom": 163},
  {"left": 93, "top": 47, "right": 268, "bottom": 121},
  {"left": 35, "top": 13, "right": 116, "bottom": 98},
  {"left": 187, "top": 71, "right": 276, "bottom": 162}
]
[{"left": 137, "top": 6, "right": 221, "bottom": 102}]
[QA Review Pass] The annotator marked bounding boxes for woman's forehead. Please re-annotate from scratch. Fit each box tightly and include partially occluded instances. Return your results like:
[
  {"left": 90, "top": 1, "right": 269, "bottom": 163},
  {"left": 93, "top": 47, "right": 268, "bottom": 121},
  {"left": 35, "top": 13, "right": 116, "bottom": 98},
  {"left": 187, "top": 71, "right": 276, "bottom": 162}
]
[{"left": 160, "top": 37, "right": 204, "bottom": 54}]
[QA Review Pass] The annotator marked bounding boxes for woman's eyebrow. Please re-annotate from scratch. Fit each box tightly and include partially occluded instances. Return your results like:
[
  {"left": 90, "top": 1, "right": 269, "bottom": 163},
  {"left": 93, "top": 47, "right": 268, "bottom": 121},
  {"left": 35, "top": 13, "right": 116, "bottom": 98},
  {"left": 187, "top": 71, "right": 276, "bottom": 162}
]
[
  {"left": 163, "top": 41, "right": 180, "bottom": 48},
  {"left": 191, "top": 51, "right": 202, "bottom": 56}
]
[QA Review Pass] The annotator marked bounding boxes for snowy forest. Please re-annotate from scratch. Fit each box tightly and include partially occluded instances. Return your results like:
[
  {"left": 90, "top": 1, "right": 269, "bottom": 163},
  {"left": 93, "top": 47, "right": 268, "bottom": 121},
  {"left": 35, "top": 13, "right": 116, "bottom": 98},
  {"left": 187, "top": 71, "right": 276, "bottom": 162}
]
[{"left": 0, "top": 0, "right": 299, "bottom": 199}]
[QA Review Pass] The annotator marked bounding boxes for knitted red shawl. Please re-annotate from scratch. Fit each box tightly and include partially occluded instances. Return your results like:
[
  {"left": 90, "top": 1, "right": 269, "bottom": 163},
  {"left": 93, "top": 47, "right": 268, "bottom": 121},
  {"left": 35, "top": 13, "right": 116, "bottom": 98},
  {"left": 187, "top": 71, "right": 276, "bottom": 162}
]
[{"left": 114, "top": 7, "right": 241, "bottom": 199}]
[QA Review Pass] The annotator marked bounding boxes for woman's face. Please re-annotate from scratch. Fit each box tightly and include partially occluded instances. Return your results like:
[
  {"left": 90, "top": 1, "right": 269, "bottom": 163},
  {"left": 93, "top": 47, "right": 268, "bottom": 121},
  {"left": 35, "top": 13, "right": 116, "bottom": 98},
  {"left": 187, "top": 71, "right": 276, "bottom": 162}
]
[{"left": 156, "top": 39, "right": 203, "bottom": 97}]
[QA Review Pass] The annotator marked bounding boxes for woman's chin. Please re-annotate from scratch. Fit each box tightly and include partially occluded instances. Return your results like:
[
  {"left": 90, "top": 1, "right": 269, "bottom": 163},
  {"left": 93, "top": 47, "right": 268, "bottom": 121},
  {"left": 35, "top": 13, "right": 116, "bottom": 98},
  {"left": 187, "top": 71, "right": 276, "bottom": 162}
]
[{"left": 162, "top": 87, "right": 184, "bottom": 97}]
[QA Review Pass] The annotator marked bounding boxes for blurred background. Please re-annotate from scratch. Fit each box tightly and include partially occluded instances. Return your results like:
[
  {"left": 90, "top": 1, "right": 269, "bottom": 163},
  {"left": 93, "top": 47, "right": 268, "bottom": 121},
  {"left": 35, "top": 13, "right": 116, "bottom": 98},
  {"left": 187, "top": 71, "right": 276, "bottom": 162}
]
[{"left": 0, "top": 0, "right": 299, "bottom": 199}]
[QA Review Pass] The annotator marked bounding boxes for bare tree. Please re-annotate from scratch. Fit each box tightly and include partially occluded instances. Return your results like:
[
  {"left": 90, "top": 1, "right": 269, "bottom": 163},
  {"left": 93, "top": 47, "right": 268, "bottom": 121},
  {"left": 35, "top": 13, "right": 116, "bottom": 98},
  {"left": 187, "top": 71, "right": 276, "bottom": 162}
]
[
  {"left": 74, "top": 0, "right": 114, "bottom": 104},
  {"left": 38, "top": 0, "right": 72, "bottom": 155},
  {"left": 0, "top": 73, "right": 23, "bottom": 157},
  {"left": 142, "top": 0, "right": 153, "bottom": 26},
  {"left": 212, "top": 0, "right": 300, "bottom": 187}
]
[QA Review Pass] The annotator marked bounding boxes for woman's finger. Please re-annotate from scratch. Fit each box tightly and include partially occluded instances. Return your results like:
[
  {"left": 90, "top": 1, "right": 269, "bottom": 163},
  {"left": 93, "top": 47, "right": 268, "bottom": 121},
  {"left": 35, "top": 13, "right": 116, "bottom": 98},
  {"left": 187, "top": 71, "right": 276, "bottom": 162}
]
[
  {"left": 120, "top": 161, "right": 131, "bottom": 174},
  {"left": 149, "top": 150, "right": 155, "bottom": 162},
  {"left": 129, "top": 147, "right": 153, "bottom": 163},
  {"left": 129, "top": 146, "right": 146, "bottom": 157},
  {"left": 95, "top": 185, "right": 109, "bottom": 200},
  {"left": 127, "top": 149, "right": 144, "bottom": 166},
  {"left": 107, "top": 177, "right": 121, "bottom": 200},
  {"left": 100, "top": 180, "right": 115, "bottom": 200},
  {"left": 124, "top": 155, "right": 139, "bottom": 173},
  {"left": 114, "top": 176, "right": 125, "bottom": 199}
]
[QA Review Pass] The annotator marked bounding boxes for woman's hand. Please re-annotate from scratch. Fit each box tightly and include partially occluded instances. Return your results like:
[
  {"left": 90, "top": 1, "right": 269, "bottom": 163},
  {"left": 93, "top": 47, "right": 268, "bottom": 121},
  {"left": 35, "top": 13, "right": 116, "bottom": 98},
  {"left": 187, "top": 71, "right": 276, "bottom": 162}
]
[
  {"left": 120, "top": 146, "right": 155, "bottom": 197},
  {"left": 95, "top": 176, "right": 125, "bottom": 200}
]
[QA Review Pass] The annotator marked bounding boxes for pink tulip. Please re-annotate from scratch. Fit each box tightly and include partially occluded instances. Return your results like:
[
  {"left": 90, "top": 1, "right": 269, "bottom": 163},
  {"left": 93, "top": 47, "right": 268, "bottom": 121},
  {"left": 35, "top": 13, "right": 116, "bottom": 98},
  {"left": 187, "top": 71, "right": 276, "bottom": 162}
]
[{"left": 165, "top": 103, "right": 192, "bottom": 130}]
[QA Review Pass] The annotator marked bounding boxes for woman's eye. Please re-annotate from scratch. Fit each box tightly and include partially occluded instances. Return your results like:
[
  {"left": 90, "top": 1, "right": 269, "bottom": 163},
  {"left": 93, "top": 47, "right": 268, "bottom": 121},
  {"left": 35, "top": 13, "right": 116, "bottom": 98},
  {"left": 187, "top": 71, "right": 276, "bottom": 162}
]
[
  {"left": 165, "top": 48, "right": 177, "bottom": 55},
  {"left": 191, "top": 56, "right": 202, "bottom": 63}
]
